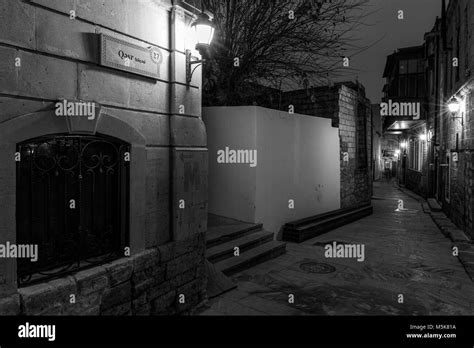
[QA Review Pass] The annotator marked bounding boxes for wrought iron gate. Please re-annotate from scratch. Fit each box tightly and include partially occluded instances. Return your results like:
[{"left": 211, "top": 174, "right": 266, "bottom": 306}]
[{"left": 16, "top": 134, "right": 130, "bottom": 286}]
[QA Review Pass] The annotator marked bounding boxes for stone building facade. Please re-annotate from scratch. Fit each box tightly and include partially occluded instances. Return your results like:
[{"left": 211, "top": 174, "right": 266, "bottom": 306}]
[
  {"left": 0, "top": 0, "right": 208, "bottom": 314},
  {"left": 381, "top": 45, "right": 428, "bottom": 197},
  {"left": 383, "top": 0, "right": 474, "bottom": 240},
  {"left": 262, "top": 82, "right": 373, "bottom": 210},
  {"left": 431, "top": 0, "right": 474, "bottom": 239}
]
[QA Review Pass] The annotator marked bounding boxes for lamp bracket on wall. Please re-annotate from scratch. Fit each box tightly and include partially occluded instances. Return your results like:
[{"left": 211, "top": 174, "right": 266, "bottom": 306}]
[{"left": 186, "top": 49, "right": 203, "bottom": 84}]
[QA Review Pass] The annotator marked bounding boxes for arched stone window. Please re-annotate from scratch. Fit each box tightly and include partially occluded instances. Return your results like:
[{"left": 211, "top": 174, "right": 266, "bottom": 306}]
[
  {"left": 16, "top": 134, "right": 130, "bottom": 286},
  {"left": 0, "top": 110, "right": 147, "bottom": 294}
]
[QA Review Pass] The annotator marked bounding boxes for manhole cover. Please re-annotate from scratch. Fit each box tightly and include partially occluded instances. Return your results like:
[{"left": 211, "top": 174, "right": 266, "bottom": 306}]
[
  {"left": 299, "top": 262, "right": 336, "bottom": 274},
  {"left": 313, "top": 240, "right": 350, "bottom": 247}
]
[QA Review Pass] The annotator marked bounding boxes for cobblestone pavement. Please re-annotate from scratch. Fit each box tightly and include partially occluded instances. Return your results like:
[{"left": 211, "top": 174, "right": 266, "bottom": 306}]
[{"left": 200, "top": 182, "right": 474, "bottom": 315}]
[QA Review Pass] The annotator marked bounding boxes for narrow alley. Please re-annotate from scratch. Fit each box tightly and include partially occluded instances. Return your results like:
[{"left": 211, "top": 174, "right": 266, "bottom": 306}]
[
  {"left": 201, "top": 181, "right": 474, "bottom": 315},
  {"left": 3, "top": 0, "right": 474, "bottom": 345}
]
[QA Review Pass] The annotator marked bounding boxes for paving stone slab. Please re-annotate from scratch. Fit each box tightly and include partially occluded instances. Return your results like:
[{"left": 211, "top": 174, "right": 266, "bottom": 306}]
[
  {"left": 459, "top": 251, "right": 474, "bottom": 264},
  {"left": 448, "top": 229, "right": 471, "bottom": 243},
  {"left": 201, "top": 182, "right": 474, "bottom": 315}
]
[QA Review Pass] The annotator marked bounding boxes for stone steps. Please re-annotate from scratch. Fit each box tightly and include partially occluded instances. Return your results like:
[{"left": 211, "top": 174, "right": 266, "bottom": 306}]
[
  {"left": 282, "top": 204, "right": 373, "bottom": 243},
  {"left": 206, "top": 222, "right": 263, "bottom": 248},
  {"left": 206, "top": 215, "right": 286, "bottom": 278},
  {"left": 206, "top": 230, "right": 274, "bottom": 263},
  {"left": 214, "top": 241, "right": 287, "bottom": 276},
  {"left": 427, "top": 198, "right": 442, "bottom": 212},
  {"left": 421, "top": 202, "right": 431, "bottom": 213}
]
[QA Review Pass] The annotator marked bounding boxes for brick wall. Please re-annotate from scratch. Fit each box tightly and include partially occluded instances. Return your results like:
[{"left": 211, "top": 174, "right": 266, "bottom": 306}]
[
  {"left": 338, "top": 84, "right": 372, "bottom": 208},
  {"left": 0, "top": 0, "right": 208, "bottom": 314},
  {"left": 260, "top": 85, "right": 341, "bottom": 127},
  {"left": 1, "top": 233, "right": 206, "bottom": 315}
]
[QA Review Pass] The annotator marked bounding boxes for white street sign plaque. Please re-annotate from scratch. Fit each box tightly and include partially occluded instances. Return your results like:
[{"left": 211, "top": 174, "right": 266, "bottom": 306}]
[{"left": 100, "top": 34, "right": 162, "bottom": 79}]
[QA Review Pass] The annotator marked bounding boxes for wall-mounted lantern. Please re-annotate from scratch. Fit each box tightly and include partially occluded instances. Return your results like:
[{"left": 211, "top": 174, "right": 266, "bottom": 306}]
[
  {"left": 447, "top": 96, "right": 460, "bottom": 113},
  {"left": 186, "top": 12, "right": 215, "bottom": 84},
  {"left": 447, "top": 96, "right": 463, "bottom": 121},
  {"left": 419, "top": 133, "right": 428, "bottom": 141}
]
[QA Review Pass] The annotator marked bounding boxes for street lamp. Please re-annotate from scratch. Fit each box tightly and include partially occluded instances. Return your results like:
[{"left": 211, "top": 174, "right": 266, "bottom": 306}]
[
  {"left": 447, "top": 96, "right": 460, "bottom": 114},
  {"left": 447, "top": 95, "right": 463, "bottom": 121},
  {"left": 186, "top": 12, "right": 215, "bottom": 84},
  {"left": 192, "top": 12, "right": 215, "bottom": 53},
  {"left": 419, "top": 133, "right": 427, "bottom": 141}
]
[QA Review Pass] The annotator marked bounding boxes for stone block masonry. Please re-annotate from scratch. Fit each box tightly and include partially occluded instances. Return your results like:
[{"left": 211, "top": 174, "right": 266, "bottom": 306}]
[
  {"left": 422, "top": 0, "right": 474, "bottom": 241},
  {"left": 0, "top": 0, "right": 209, "bottom": 315},
  {"left": 1, "top": 232, "right": 206, "bottom": 316},
  {"left": 338, "top": 84, "right": 372, "bottom": 208}
]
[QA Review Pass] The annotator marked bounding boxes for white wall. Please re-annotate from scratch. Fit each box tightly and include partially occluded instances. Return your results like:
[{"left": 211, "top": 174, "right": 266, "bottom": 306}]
[
  {"left": 203, "top": 106, "right": 341, "bottom": 233},
  {"left": 203, "top": 107, "right": 257, "bottom": 222},
  {"left": 254, "top": 107, "right": 340, "bottom": 234}
]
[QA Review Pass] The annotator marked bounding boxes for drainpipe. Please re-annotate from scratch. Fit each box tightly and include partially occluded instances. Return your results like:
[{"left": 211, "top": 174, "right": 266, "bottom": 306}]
[
  {"left": 371, "top": 105, "right": 374, "bottom": 184},
  {"left": 169, "top": 3, "right": 177, "bottom": 241},
  {"left": 435, "top": 30, "right": 440, "bottom": 200},
  {"left": 441, "top": 0, "right": 447, "bottom": 50}
]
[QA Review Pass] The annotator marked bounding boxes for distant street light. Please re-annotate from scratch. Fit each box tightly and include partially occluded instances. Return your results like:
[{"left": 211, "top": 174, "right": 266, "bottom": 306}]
[
  {"left": 419, "top": 133, "right": 427, "bottom": 141},
  {"left": 186, "top": 12, "right": 215, "bottom": 84}
]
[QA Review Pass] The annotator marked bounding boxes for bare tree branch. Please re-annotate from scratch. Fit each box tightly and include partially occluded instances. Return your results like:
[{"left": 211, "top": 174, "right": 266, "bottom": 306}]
[{"left": 202, "top": 0, "right": 374, "bottom": 106}]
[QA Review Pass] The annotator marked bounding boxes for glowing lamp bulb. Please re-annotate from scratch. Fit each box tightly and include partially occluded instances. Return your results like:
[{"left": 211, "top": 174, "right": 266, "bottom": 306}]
[
  {"left": 192, "top": 12, "right": 215, "bottom": 50},
  {"left": 448, "top": 98, "right": 460, "bottom": 113}
]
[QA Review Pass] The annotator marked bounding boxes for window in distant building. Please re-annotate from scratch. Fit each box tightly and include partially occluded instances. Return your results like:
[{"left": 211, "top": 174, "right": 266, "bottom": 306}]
[
  {"left": 398, "top": 58, "right": 424, "bottom": 98},
  {"left": 408, "top": 59, "right": 418, "bottom": 74},
  {"left": 399, "top": 75, "right": 407, "bottom": 97},
  {"left": 399, "top": 60, "right": 408, "bottom": 74},
  {"left": 445, "top": 153, "right": 450, "bottom": 203},
  {"left": 409, "top": 139, "right": 423, "bottom": 172},
  {"left": 417, "top": 59, "right": 424, "bottom": 73},
  {"left": 417, "top": 74, "right": 425, "bottom": 97},
  {"left": 408, "top": 75, "right": 416, "bottom": 96}
]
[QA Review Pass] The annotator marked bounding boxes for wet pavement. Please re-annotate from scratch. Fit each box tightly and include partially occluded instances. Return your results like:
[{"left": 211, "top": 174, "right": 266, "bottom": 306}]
[{"left": 200, "top": 181, "right": 474, "bottom": 315}]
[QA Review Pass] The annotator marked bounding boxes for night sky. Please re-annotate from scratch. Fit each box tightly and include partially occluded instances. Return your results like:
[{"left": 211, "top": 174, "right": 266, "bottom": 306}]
[{"left": 340, "top": 0, "right": 442, "bottom": 103}]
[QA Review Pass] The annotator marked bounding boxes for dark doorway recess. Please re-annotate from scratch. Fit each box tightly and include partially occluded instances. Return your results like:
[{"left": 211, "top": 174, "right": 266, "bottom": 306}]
[{"left": 16, "top": 134, "right": 130, "bottom": 287}]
